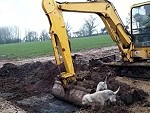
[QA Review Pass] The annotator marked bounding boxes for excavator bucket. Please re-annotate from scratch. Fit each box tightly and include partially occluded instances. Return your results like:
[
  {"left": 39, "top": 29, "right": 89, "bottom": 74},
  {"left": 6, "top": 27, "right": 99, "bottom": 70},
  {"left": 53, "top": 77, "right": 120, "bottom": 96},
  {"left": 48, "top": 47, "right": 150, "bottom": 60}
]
[{"left": 52, "top": 80, "right": 92, "bottom": 106}]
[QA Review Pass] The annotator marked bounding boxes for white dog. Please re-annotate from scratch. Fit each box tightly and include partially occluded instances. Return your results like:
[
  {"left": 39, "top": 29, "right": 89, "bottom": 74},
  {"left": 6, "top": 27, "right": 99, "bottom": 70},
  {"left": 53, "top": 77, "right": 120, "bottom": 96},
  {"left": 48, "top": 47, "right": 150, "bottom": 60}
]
[
  {"left": 82, "top": 87, "right": 120, "bottom": 106},
  {"left": 96, "top": 76, "right": 108, "bottom": 92}
]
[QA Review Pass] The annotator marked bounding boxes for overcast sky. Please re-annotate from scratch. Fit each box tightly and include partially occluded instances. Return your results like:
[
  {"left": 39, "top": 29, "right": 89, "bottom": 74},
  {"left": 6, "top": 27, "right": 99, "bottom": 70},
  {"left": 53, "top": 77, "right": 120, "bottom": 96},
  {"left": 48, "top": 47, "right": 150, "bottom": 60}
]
[{"left": 0, "top": 0, "right": 147, "bottom": 36}]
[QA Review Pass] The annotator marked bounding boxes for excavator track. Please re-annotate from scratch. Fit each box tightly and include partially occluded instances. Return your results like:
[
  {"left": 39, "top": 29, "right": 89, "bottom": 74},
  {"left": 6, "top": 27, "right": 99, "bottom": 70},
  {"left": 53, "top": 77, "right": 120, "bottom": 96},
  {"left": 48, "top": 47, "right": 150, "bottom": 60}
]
[
  {"left": 89, "top": 55, "right": 150, "bottom": 79},
  {"left": 104, "top": 61, "right": 150, "bottom": 79}
]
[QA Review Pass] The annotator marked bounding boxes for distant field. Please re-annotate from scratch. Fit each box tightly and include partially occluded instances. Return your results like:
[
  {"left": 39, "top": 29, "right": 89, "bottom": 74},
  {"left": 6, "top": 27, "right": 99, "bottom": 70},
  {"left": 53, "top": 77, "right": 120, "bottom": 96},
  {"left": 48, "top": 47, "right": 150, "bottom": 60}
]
[
  {"left": 71, "top": 35, "right": 114, "bottom": 51},
  {"left": 0, "top": 35, "right": 115, "bottom": 60}
]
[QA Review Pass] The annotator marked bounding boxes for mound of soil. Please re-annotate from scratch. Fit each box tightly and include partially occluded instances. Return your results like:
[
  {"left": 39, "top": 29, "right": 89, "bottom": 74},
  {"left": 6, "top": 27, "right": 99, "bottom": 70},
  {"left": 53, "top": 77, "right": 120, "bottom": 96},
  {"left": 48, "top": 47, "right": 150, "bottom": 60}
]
[{"left": 0, "top": 61, "right": 59, "bottom": 100}]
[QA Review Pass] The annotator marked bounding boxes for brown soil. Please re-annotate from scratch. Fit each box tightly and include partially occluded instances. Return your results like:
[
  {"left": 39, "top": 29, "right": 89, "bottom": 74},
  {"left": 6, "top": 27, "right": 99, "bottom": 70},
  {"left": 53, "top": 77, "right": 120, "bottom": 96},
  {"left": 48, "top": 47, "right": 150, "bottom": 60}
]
[{"left": 0, "top": 46, "right": 150, "bottom": 113}]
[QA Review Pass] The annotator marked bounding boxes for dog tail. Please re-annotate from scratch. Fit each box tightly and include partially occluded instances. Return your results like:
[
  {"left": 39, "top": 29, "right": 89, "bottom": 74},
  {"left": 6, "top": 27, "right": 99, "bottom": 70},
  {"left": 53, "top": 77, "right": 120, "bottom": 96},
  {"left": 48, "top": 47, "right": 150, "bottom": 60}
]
[{"left": 114, "top": 86, "right": 120, "bottom": 94}]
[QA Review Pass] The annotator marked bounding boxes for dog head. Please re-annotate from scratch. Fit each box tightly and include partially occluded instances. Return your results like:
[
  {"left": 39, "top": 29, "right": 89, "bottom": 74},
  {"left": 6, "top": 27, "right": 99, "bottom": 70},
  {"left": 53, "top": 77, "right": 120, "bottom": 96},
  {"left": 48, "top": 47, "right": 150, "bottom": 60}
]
[
  {"left": 96, "top": 76, "right": 108, "bottom": 91},
  {"left": 109, "top": 94, "right": 117, "bottom": 102},
  {"left": 109, "top": 86, "right": 120, "bottom": 102},
  {"left": 82, "top": 94, "right": 92, "bottom": 105}
]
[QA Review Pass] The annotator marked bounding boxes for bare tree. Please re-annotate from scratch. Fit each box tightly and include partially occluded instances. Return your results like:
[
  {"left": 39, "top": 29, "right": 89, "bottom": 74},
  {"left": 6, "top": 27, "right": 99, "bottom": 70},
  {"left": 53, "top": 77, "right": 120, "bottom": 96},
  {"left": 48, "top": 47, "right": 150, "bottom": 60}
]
[
  {"left": 24, "top": 30, "right": 38, "bottom": 42},
  {"left": 100, "top": 27, "right": 108, "bottom": 35},
  {"left": 79, "top": 15, "right": 98, "bottom": 37},
  {"left": 65, "top": 22, "right": 72, "bottom": 38},
  {"left": 0, "top": 26, "right": 21, "bottom": 44},
  {"left": 39, "top": 30, "right": 50, "bottom": 41},
  {"left": 0, "top": 27, "right": 10, "bottom": 44},
  {"left": 79, "top": 25, "right": 88, "bottom": 37}
]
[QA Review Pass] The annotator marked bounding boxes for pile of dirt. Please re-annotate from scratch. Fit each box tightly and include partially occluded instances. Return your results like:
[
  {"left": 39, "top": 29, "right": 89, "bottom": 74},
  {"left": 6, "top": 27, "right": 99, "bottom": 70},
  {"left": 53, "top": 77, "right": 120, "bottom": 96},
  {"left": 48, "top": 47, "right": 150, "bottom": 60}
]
[{"left": 0, "top": 61, "right": 59, "bottom": 100}]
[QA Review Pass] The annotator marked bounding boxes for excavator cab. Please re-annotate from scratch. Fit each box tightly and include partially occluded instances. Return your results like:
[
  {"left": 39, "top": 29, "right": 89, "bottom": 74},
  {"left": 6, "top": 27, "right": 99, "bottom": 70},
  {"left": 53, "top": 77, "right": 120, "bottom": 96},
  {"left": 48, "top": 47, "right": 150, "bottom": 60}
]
[{"left": 131, "top": 2, "right": 150, "bottom": 47}]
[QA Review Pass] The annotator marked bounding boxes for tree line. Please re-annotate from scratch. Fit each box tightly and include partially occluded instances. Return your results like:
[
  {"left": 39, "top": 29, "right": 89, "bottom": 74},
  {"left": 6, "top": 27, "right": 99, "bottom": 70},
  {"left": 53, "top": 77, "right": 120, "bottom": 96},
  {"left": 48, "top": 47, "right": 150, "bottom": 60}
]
[
  {"left": 0, "top": 26, "right": 50, "bottom": 44},
  {"left": 0, "top": 15, "right": 108, "bottom": 44},
  {"left": 24, "top": 30, "right": 49, "bottom": 42},
  {"left": 0, "top": 26, "right": 21, "bottom": 44},
  {"left": 67, "top": 15, "right": 108, "bottom": 38}
]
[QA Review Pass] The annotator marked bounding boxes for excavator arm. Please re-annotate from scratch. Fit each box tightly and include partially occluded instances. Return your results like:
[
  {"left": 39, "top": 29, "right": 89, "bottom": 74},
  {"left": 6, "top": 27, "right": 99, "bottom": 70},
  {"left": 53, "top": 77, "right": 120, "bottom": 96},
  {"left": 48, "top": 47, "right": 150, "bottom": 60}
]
[{"left": 42, "top": 0, "right": 76, "bottom": 88}]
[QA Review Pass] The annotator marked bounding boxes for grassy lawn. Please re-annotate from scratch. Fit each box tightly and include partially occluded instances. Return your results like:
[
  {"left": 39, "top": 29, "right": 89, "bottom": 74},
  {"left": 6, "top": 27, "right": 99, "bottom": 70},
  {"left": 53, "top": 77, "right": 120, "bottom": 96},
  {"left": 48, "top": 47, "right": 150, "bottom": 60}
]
[
  {"left": 0, "top": 35, "right": 115, "bottom": 60},
  {"left": 71, "top": 35, "right": 115, "bottom": 51}
]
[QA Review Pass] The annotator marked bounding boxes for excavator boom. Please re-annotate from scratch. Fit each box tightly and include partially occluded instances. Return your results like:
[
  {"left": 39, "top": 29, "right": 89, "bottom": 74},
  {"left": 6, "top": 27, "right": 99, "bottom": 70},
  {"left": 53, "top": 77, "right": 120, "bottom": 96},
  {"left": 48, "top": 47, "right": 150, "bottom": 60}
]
[{"left": 42, "top": 0, "right": 135, "bottom": 62}]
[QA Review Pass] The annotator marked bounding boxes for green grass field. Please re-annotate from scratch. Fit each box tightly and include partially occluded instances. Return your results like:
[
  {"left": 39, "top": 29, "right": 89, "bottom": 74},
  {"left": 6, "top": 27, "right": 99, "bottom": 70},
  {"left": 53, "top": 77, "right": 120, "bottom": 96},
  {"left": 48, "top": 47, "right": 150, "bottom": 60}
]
[{"left": 0, "top": 35, "right": 115, "bottom": 60}]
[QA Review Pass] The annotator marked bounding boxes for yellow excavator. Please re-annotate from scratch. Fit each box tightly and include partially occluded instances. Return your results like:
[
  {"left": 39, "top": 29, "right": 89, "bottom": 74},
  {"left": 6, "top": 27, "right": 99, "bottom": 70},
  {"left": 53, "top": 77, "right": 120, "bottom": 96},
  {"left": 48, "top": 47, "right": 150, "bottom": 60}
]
[{"left": 42, "top": 0, "right": 150, "bottom": 105}]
